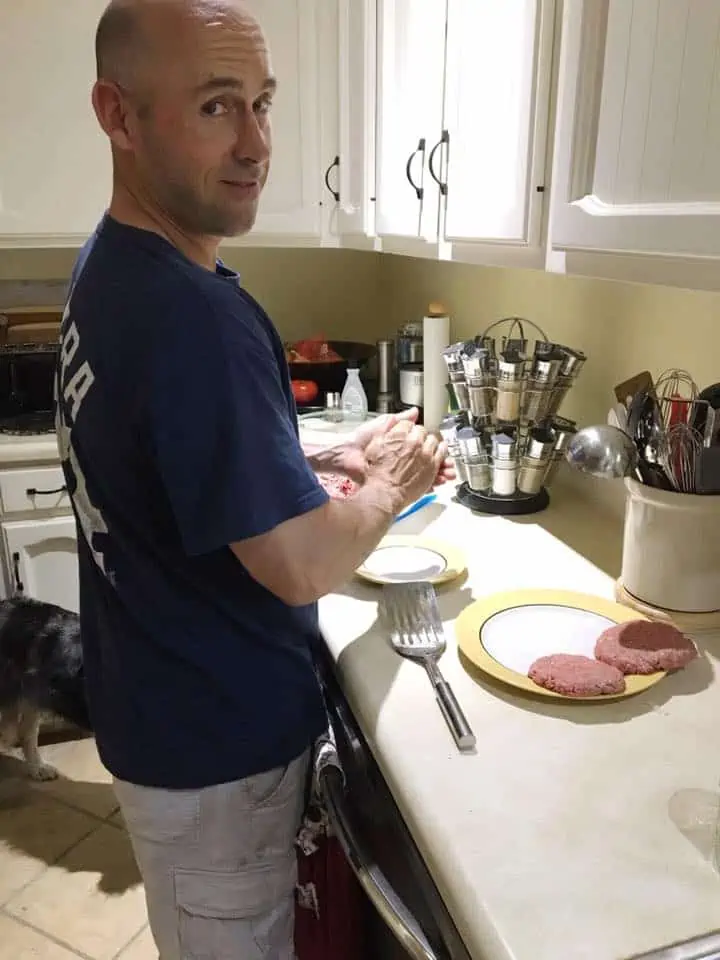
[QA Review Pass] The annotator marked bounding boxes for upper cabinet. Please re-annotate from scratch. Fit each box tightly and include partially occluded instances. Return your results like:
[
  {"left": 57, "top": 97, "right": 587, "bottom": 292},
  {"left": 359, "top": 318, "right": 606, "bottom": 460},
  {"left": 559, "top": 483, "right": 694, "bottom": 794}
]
[
  {"left": 373, "top": 0, "right": 555, "bottom": 265},
  {"left": 0, "top": 0, "right": 338, "bottom": 249},
  {"left": 3, "top": 0, "right": 719, "bottom": 288},
  {"left": 0, "top": 1, "right": 111, "bottom": 247},
  {"left": 374, "top": 0, "right": 449, "bottom": 255},
  {"left": 225, "top": 0, "right": 339, "bottom": 245},
  {"left": 549, "top": 0, "right": 720, "bottom": 283}
]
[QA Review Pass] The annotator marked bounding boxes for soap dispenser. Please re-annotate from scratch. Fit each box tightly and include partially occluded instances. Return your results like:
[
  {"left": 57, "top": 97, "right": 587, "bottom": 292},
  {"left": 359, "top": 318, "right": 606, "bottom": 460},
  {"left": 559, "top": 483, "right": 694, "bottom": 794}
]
[{"left": 341, "top": 363, "right": 368, "bottom": 422}]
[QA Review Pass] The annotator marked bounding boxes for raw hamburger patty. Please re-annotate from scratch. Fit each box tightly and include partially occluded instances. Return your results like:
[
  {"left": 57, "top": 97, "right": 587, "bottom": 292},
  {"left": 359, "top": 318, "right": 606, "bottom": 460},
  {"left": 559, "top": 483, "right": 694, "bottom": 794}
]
[
  {"left": 528, "top": 653, "right": 626, "bottom": 697},
  {"left": 595, "top": 620, "right": 697, "bottom": 674},
  {"left": 317, "top": 473, "right": 358, "bottom": 500}
]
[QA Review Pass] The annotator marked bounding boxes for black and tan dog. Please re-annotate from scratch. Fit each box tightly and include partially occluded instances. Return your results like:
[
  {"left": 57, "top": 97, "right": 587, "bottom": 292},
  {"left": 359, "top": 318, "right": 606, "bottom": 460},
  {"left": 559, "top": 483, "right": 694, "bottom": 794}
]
[{"left": 0, "top": 596, "right": 90, "bottom": 780}]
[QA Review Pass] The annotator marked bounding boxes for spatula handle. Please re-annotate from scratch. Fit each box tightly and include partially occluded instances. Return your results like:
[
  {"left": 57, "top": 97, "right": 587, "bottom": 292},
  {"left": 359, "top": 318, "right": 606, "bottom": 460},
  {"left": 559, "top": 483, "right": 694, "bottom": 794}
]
[{"left": 434, "top": 680, "right": 476, "bottom": 752}]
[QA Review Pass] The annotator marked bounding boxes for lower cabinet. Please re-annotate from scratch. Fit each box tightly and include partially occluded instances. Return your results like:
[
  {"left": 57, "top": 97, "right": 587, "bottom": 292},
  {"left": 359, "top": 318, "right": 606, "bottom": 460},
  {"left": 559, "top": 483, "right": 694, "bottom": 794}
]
[{"left": 2, "top": 515, "right": 79, "bottom": 613}]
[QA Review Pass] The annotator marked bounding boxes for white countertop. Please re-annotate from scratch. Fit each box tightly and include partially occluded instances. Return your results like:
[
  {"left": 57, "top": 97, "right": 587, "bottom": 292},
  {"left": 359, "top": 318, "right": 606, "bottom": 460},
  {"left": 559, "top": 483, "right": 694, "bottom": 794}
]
[
  {"left": 0, "top": 432, "right": 59, "bottom": 464},
  {"left": 319, "top": 483, "right": 720, "bottom": 960}
]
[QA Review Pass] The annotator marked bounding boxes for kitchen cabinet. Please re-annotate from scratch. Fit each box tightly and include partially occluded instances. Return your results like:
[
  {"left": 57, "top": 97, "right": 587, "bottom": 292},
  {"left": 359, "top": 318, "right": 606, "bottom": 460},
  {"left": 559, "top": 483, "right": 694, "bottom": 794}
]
[
  {"left": 374, "top": 0, "right": 555, "bottom": 265},
  {"left": 374, "top": 0, "right": 449, "bottom": 257},
  {"left": 0, "top": 0, "right": 339, "bottom": 248},
  {"left": 3, "top": 516, "right": 79, "bottom": 614},
  {"left": 334, "top": 0, "right": 378, "bottom": 248},
  {"left": 549, "top": 0, "right": 720, "bottom": 285},
  {"left": 223, "top": 0, "right": 340, "bottom": 246},
  {"left": 0, "top": 1, "right": 111, "bottom": 247}
]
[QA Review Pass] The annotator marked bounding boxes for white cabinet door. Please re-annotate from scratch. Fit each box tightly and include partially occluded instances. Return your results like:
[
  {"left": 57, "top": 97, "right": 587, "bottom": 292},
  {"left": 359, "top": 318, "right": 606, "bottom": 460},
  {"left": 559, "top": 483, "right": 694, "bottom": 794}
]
[
  {"left": 375, "top": 0, "right": 449, "bottom": 250},
  {"left": 0, "top": 1, "right": 111, "bottom": 247},
  {"left": 336, "top": 0, "right": 378, "bottom": 247},
  {"left": 550, "top": 0, "right": 720, "bottom": 262},
  {"left": 3, "top": 517, "right": 79, "bottom": 614},
  {"left": 224, "top": 0, "right": 328, "bottom": 243},
  {"left": 442, "top": 0, "right": 554, "bottom": 261}
]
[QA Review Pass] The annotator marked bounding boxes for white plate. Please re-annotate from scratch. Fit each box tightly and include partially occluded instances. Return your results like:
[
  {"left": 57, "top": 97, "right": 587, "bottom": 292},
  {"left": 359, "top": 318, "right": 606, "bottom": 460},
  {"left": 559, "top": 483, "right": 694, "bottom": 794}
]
[
  {"left": 362, "top": 545, "right": 447, "bottom": 582},
  {"left": 481, "top": 604, "right": 616, "bottom": 673},
  {"left": 356, "top": 535, "right": 466, "bottom": 586}
]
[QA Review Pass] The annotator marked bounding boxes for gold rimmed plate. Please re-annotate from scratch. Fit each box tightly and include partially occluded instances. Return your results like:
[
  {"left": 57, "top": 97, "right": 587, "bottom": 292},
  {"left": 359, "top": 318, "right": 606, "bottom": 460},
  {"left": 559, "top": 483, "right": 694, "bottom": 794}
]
[
  {"left": 356, "top": 535, "right": 466, "bottom": 587},
  {"left": 455, "top": 589, "right": 666, "bottom": 702}
]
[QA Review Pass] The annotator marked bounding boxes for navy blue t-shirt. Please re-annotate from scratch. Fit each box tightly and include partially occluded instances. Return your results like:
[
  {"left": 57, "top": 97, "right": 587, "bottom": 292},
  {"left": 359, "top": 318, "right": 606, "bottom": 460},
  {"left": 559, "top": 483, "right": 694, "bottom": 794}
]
[{"left": 55, "top": 215, "right": 329, "bottom": 789}]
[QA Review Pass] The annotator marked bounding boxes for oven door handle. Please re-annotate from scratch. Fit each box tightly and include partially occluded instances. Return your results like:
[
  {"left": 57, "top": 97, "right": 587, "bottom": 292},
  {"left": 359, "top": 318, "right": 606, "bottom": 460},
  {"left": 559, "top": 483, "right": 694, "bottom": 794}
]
[{"left": 315, "top": 739, "right": 441, "bottom": 960}]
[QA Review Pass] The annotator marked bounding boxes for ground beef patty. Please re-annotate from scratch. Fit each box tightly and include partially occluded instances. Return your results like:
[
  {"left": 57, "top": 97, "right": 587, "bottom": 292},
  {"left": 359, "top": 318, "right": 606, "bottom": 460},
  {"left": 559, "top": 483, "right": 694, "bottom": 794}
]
[
  {"left": 528, "top": 653, "right": 626, "bottom": 697},
  {"left": 595, "top": 620, "right": 697, "bottom": 674}
]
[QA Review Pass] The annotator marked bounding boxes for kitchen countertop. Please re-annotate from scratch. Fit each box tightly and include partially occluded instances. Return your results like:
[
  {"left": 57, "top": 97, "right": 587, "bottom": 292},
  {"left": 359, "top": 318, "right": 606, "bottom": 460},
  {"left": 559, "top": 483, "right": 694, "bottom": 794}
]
[
  {"left": 318, "top": 482, "right": 720, "bottom": 960},
  {"left": 0, "top": 432, "right": 59, "bottom": 465}
]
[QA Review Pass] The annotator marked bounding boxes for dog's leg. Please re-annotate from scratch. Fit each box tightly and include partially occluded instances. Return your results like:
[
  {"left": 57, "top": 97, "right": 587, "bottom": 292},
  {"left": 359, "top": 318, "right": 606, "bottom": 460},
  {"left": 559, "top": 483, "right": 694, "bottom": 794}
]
[
  {"left": 17, "top": 702, "right": 58, "bottom": 781},
  {"left": 0, "top": 702, "right": 21, "bottom": 749}
]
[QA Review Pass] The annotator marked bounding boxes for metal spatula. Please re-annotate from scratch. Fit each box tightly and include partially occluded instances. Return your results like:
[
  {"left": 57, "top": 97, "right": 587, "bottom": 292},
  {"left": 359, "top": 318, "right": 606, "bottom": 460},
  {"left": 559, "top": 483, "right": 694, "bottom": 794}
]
[{"left": 381, "top": 582, "right": 476, "bottom": 752}]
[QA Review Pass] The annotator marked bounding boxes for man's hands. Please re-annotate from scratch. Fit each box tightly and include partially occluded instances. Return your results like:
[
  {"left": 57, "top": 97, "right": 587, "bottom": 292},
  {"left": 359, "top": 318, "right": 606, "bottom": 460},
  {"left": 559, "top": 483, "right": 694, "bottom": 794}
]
[{"left": 308, "top": 407, "right": 455, "bottom": 488}]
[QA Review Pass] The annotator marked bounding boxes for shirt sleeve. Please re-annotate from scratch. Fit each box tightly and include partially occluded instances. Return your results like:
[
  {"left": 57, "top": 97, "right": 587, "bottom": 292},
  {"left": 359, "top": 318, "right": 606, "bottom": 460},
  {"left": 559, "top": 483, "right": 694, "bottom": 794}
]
[{"left": 146, "top": 293, "right": 329, "bottom": 557}]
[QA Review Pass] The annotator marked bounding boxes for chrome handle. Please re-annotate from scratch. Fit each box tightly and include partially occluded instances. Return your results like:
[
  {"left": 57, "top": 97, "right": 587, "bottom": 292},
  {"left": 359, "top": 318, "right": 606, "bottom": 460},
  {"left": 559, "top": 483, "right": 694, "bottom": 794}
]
[
  {"left": 315, "top": 740, "right": 441, "bottom": 960},
  {"left": 434, "top": 680, "right": 476, "bottom": 752},
  {"left": 627, "top": 930, "right": 720, "bottom": 959}
]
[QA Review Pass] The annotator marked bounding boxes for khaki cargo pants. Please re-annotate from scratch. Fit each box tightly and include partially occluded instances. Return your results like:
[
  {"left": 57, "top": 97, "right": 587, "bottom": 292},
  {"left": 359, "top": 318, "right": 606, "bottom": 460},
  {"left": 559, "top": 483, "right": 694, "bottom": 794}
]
[{"left": 114, "top": 750, "right": 309, "bottom": 959}]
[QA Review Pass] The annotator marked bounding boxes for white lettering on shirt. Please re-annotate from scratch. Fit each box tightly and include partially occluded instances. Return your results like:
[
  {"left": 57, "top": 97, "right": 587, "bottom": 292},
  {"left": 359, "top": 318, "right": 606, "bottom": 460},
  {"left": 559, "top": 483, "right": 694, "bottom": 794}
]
[{"left": 56, "top": 296, "right": 110, "bottom": 579}]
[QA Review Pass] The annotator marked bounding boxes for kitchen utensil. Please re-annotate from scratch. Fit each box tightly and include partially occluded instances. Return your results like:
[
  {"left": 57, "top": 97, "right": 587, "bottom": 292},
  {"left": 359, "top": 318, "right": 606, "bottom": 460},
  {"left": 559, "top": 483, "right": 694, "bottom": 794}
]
[
  {"left": 381, "top": 582, "right": 476, "bottom": 751},
  {"left": 663, "top": 422, "right": 702, "bottom": 493},
  {"left": 393, "top": 493, "right": 438, "bottom": 525},
  {"left": 565, "top": 425, "right": 639, "bottom": 481},
  {"left": 455, "top": 589, "right": 665, "bottom": 702},
  {"left": 632, "top": 391, "right": 674, "bottom": 490},
  {"left": 691, "top": 382, "right": 720, "bottom": 445},
  {"left": 607, "top": 403, "right": 629, "bottom": 432},
  {"left": 356, "top": 536, "right": 466, "bottom": 586},
  {"left": 697, "top": 447, "right": 720, "bottom": 495},
  {"left": 614, "top": 371, "right": 655, "bottom": 411}
]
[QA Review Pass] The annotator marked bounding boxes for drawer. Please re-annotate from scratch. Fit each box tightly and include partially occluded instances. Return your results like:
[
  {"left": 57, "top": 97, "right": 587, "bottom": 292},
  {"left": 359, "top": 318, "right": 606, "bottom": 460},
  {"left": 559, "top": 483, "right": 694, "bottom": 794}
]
[{"left": 0, "top": 466, "right": 70, "bottom": 514}]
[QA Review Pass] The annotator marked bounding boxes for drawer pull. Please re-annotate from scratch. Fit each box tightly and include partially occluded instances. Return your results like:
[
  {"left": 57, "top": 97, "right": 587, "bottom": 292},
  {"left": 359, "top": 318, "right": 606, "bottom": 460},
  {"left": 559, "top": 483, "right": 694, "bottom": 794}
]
[
  {"left": 12, "top": 552, "right": 24, "bottom": 595},
  {"left": 26, "top": 485, "right": 68, "bottom": 497}
]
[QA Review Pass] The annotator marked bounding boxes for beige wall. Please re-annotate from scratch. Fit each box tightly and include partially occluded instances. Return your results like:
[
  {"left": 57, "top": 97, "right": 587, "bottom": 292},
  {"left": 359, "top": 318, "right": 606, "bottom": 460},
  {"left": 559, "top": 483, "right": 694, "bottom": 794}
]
[
  {"left": 0, "top": 246, "right": 384, "bottom": 344},
  {"left": 3, "top": 245, "right": 719, "bottom": 429}
]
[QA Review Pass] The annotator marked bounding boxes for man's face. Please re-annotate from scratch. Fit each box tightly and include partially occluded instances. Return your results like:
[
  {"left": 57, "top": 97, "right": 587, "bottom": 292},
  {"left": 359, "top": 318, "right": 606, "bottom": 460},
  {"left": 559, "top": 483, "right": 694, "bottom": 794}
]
[{"left": 128, "top": 10, "right": 274, "bottom": 238}]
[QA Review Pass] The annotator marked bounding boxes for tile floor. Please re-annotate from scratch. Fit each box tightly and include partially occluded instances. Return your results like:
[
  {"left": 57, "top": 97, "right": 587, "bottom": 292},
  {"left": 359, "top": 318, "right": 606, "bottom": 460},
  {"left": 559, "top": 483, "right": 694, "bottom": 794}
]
[{"left": 0, "top": 733, "right": 156, "bottom": 960}]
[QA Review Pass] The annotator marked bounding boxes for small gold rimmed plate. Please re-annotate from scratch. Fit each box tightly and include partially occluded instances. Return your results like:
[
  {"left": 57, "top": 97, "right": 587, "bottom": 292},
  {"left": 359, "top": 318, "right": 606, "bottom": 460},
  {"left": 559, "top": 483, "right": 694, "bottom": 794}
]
[
  {"left": 455, "top": 589, "right": 666, "bottom": 702},
  {"left": 356, "top": 535, "right": 466, "bottom": 586}
]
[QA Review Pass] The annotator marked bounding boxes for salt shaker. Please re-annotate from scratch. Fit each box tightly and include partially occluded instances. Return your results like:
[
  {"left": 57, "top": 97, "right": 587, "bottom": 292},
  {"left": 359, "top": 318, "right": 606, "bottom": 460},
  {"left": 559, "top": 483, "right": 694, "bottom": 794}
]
[
  {"left": 491, "top": 432, "right": 517, "bottom": 496},
  {"left": 495, "top": 352, "right": 525, "bottom": 424}
]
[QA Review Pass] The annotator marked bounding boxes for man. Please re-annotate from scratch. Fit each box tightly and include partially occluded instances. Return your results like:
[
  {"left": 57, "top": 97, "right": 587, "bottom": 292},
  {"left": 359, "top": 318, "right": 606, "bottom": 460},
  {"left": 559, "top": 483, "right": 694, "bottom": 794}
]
[{"left": 54, "top": 1, "right": 451, "bottom": 957}]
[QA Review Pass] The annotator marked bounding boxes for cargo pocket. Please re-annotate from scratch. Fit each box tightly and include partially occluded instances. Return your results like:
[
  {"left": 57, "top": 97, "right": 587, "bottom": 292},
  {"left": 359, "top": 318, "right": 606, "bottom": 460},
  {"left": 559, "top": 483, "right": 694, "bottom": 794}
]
[{"left": 174, "top": 858, "right": 295, "bottom": 960}]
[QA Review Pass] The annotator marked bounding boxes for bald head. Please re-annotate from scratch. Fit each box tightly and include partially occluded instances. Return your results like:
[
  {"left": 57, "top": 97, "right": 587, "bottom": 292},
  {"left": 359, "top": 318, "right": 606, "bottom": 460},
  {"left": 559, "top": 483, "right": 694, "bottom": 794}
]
[{"left": 95, "top": 0, "right": 255, "bottom": 87}]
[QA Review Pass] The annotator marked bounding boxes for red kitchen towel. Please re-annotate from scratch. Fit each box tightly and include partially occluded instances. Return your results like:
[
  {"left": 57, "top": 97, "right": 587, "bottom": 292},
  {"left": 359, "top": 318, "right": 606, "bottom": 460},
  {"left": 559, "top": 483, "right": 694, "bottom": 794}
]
[{"left": 295, "top": 795, "right": 367, "bottom": 960}]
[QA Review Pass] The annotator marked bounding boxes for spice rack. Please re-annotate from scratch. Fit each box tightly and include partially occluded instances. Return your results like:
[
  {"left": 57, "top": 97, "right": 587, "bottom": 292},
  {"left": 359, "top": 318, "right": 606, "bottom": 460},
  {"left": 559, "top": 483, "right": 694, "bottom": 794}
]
[{"left": 440, "top": 317, "right": 586, "bottom": 516}]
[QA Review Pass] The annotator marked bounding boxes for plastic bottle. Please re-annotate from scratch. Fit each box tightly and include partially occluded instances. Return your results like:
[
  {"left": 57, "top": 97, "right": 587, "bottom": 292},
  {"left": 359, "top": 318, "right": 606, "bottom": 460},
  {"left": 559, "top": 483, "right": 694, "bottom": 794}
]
[{"left": 341, "top": 363, "right": 368, "bottom": 422}]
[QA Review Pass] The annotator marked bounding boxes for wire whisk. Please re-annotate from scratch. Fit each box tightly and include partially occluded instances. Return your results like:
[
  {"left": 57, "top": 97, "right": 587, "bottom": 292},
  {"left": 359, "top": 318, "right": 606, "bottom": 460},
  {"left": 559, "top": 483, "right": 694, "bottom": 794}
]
[
  {"left": 662, "top": 422, "right": 702, "bottom": 493},
  {"left": 656, "top": 368, "right": 699, "bottom": 431}
]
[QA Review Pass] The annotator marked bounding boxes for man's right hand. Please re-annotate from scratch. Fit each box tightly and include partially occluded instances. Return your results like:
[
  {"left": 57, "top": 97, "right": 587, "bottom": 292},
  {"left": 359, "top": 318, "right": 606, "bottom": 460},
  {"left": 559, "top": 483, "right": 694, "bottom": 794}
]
[{"left": 364, "top": 420, "right": 448, "bottom": 511}]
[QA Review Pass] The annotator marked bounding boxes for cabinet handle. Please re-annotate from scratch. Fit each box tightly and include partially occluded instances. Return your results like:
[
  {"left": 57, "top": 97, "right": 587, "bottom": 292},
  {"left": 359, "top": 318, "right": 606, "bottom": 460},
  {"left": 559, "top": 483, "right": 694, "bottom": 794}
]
[
  {"left": 324, "top": 155, "right": 340, "bottom": 203},
  {"left": 11, "top": 552, "right": 24, "bottom": 596},
  {"left": 428, "top": 130, "right": 449, "bottom": 196},
  {"left": 405, "top": 138, "right": 426, "bottom": 201},
  {"left": 26, "top": 485, "right": 67, "bottom": 497}
]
